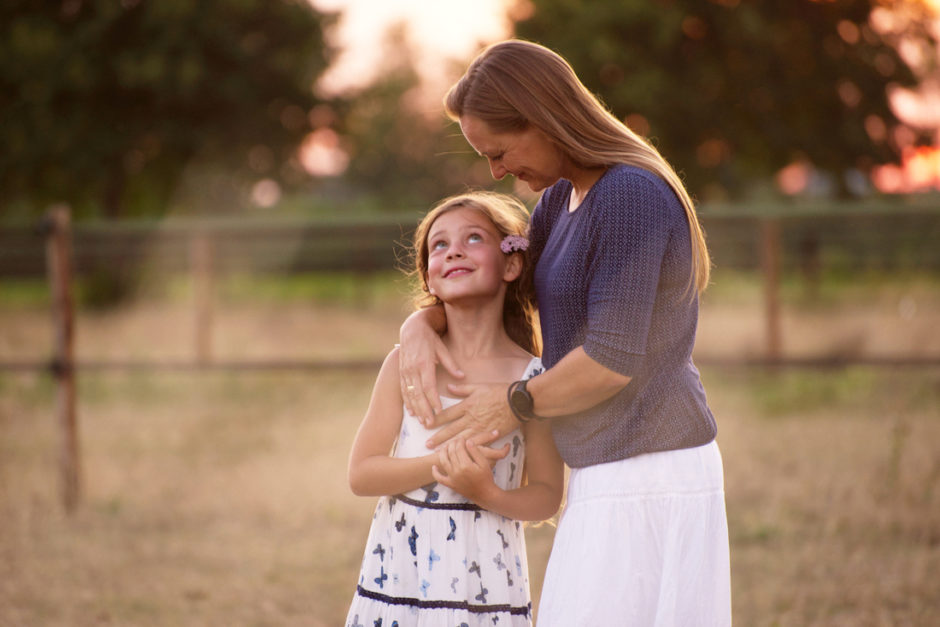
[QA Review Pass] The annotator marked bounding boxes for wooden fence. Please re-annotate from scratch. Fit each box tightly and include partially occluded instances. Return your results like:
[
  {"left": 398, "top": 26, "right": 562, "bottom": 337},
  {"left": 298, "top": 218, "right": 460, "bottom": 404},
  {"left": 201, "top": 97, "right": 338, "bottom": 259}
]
[{"left": 2, "top": 200, "right": 940, "bottom": 511}]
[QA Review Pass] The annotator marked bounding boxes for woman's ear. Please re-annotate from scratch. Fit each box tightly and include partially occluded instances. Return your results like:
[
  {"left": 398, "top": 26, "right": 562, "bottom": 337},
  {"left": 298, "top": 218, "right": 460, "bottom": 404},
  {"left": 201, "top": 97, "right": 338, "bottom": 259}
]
[{"left": 503, "top": 253, "right": 523, "bottom": 283}]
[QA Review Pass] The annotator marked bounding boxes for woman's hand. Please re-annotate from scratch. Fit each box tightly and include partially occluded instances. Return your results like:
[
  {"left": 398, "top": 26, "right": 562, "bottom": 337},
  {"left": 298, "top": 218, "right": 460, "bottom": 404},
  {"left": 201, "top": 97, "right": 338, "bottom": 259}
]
[
  {"left": 399, "top": 307, "right": 463, "bottom": 426},
  {"left": 432, "top": 438, "right": 508, "bottom": 504},
  {"left": 425, "top": 382, "right": 517, "bottom": 449}
]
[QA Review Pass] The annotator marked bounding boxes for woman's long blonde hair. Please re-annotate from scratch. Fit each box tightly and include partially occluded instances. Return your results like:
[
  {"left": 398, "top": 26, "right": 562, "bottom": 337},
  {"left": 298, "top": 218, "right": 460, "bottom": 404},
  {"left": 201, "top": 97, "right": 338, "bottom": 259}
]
[
  {"left": 411, "top": 191, "right": 540, "bottom": 356},
  {"left": 445, "top": 39, "right": 710, "bottom": 294}
]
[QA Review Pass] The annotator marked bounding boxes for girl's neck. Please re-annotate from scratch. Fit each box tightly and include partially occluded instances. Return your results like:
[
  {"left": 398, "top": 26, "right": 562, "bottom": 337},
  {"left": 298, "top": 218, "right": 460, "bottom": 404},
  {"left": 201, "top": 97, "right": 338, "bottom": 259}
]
[{"left": 441, "top": 300, "right": 512, "bottom": 361}]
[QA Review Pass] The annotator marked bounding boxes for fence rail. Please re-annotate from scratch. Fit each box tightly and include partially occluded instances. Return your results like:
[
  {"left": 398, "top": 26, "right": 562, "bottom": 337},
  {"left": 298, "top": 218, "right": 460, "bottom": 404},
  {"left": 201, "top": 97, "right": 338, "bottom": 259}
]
[{"left": 1, "top": 201, "right": 939, "bottom": 279}]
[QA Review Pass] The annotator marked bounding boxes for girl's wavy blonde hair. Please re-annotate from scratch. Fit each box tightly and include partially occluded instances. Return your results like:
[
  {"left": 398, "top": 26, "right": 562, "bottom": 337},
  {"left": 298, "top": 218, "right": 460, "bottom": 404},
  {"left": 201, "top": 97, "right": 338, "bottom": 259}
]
[
  {"left": 445, "top": 39, "right": 711, "bottom": 295},
  {"left": 411, "top": 191, "right": 540, "bottom": 356}
]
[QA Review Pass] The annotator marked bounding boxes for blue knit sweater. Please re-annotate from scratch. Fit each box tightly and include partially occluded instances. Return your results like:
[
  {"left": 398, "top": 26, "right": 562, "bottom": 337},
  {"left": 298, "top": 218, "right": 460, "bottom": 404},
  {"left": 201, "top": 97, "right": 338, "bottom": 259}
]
[{"left": 531, "top": 164, "right": 716, "bottom": 468}]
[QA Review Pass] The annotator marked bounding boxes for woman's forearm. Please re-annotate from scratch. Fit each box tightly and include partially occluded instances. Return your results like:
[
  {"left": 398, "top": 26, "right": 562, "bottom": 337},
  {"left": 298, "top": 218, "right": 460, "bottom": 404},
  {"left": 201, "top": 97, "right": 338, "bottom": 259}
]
[
  {"left": 526, "top": 346, "right": 631, "bottom": 418},
  {"left": 401, "top": 303, "right": 447, "bottom": 339}
]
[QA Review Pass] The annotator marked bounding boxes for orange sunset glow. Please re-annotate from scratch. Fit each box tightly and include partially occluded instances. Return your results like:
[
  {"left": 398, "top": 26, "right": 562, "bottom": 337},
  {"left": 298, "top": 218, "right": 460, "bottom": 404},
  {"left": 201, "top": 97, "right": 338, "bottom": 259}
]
[{"left": 305, "top": 0, "right": 940, "bottom": 193}]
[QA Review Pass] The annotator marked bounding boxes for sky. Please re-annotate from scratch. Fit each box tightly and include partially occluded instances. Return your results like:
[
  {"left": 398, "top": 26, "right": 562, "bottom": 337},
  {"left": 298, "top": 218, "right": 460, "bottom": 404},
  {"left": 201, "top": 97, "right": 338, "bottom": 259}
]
[{"left": 310, "top": 0, "right": 514, "bottom": 95}]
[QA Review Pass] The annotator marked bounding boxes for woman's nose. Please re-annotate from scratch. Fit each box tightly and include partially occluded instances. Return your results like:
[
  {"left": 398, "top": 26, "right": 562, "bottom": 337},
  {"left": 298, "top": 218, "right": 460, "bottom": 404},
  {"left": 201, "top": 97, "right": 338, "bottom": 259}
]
[{"left": 488, "top": 159, "right": 507, "bottom": 180}]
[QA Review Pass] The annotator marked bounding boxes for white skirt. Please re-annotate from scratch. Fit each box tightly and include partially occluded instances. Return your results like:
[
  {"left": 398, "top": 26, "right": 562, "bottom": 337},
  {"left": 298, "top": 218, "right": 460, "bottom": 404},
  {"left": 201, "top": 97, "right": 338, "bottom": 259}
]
[{"left": 537, "top": 441, "right": 731, "bottom": 626}]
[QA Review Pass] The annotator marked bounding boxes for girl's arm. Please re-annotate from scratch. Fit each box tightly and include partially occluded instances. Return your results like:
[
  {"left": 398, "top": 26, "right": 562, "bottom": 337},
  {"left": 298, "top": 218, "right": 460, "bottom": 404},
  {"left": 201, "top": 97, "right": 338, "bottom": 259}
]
[
  {"left": 348, "top": 349, "right": 441, "bottom": 496},
  {"left": 348, "top": 348, "right": 508, "bottom": 497},
  {"left": 432, "top": 420, "right": 564, "bottom": 522}
]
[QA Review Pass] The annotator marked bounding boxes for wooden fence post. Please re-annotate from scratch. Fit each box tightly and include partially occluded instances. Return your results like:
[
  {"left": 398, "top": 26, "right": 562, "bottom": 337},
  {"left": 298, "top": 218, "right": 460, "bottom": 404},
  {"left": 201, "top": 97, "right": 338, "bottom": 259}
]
[
  {"left": 760, "top": 217, "right": 782, "bottom": 361},
  {"left": 190, "top": 231, "right": 214, "bottom": 365},
  {"left": 44, "top": 206, "right": 80, "bottom": 512}
]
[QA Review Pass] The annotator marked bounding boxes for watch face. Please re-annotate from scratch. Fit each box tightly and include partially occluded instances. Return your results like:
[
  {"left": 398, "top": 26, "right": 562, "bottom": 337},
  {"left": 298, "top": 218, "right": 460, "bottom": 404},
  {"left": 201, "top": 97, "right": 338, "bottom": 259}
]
[{"left": 510, "top": 386, "right": 534, "bottom": 414}]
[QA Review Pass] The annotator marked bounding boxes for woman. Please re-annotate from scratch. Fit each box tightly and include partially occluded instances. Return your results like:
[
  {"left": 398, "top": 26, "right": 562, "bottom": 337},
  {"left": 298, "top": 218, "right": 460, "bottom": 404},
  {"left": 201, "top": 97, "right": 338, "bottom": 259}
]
[{"left": 399, "top": 40, "right": 731, "bottom": 625}]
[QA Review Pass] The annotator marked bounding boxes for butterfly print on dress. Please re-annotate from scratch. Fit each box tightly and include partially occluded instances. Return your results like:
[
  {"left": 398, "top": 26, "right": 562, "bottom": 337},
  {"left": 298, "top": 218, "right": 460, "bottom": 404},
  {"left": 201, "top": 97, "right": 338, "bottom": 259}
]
[{"left": 447, "top": 516, "right": 456, "bottom": 541}]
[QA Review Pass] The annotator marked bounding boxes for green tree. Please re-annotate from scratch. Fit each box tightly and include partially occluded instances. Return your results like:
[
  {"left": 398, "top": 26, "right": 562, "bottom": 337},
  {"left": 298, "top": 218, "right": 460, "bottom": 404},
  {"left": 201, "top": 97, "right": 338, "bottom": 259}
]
[
  {"left": 515, "top": 0, "right": 935, "bottom": 199},
  {"left": 0, "top": 0, "right": 335, "bottom": 218}
]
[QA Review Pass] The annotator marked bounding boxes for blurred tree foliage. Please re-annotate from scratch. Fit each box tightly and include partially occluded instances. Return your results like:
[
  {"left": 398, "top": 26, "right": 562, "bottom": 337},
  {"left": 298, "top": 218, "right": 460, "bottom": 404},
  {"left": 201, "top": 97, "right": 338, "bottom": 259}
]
[
  {"left": 334, "top": 26, "right": 496, "bottom": 210},
  {"left": 515, "top": 0, "right": 936, "bottom": 200},
  {"left": 0, "top": 0, "right": 334, "bottom": 218}
]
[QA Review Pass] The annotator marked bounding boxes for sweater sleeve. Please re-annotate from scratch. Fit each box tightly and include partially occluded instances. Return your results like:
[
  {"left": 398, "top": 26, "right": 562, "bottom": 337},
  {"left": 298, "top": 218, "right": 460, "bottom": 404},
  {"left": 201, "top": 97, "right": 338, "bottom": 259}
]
[{"left": 582, "top": 170, "right": 676, "bottom": 376}]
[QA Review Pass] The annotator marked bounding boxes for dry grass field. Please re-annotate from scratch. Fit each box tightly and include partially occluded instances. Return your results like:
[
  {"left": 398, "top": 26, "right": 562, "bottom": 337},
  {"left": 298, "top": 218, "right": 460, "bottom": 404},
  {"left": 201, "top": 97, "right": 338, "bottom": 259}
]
[{"left": 1, "top": 271, "right": 939, "bottom": 626}]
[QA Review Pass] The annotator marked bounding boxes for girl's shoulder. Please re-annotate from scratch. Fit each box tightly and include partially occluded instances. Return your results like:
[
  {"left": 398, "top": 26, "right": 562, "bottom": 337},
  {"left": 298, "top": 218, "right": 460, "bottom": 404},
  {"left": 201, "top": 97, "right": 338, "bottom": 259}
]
[{"left": 520, "top": 355, "right": 544, "bottom": 381}]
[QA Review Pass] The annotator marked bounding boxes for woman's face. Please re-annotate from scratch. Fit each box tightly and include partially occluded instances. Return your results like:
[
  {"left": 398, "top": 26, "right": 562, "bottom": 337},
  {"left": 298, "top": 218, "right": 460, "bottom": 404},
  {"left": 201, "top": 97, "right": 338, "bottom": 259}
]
[{"left": 459, "top": 115, "right": 567, "bottom": 193}]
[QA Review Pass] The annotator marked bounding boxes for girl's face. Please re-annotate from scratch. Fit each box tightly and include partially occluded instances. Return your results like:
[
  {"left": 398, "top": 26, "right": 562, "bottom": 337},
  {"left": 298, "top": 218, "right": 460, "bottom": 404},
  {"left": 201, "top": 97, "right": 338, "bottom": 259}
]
[
  {"left": 459, "top": 115, "right": 568, "bottom": 193},
  {"left": 425, "top": 207, "right": 521, "bottom": 306}
]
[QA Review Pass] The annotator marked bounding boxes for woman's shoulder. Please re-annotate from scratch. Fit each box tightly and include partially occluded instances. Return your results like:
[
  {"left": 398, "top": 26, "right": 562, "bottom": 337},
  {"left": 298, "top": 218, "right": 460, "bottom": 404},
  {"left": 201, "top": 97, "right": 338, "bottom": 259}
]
[
  {"left": 602, "top": 164, "right": 675, "bottom": 196},
  {"left": 593, "top": 164, "right": 683, "bottom": 216}
]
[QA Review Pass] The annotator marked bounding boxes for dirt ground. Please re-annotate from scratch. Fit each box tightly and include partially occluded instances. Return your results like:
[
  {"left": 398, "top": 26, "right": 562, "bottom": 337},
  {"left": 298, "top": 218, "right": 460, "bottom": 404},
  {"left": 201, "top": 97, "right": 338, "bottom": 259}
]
[{"left": 1, "top": 272, "right": 939, "bottom": 625}]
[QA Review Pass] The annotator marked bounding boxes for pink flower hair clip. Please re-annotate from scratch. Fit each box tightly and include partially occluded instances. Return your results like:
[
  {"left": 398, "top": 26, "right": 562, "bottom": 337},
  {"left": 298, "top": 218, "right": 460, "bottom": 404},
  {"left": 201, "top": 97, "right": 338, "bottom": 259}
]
[{"left": 500, "top": 235, "right": 529, "bottom": 254}]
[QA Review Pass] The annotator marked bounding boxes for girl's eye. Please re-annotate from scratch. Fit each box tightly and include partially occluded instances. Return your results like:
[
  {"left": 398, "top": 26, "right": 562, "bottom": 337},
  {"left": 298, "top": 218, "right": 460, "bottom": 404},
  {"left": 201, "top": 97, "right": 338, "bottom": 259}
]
[
  {"left": 431, "top": 239, "right": 447, "bottom": 251},
  {"left": 467, "top": 233, "right": 483, "bottom": 243}
]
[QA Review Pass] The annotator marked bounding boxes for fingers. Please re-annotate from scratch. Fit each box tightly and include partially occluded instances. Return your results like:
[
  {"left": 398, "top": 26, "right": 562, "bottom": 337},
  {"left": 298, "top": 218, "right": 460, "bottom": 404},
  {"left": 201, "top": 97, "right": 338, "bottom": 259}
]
[
  {"left": 436, "top": 339, "right": 465, "bottom": 381},
  {"left": 413, "top": 392, "right": 437, "bottom": 427},
  {"left": 476, "top": 441, "right": 510, "bottom": 462},
  {"left": 400, "top": 372, "right": 437, "bottom": 426},
  {"left": 468, "top": 429, "right": 502, "bottom": 447},
  {"left": 445, "top": 382, "right": 474, "bottom": 398},
  {"left": 419, "top": 367, "right": 442, "bottom": 417},
  {"left": 431, "top": 464, "right": 448, "bottom": 486},
  {"left": 425, "top": 417, "right": 469, "bottom": 449},
  {"left": 465, "top": 440, "right": 489, "bottom": 467}
]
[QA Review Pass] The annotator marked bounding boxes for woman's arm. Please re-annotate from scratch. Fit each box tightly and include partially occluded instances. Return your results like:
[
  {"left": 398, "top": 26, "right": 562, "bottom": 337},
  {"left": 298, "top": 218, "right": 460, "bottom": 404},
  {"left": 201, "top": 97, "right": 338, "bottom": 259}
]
[
  {"left": 398, "top": 305, "right": 463, "bottom": 425},
  {"left": 432, "top": 420, "right": 564, "bottom": 521},
  {"left": 426, "top": 346, "right": 630, "bottom": 449}
]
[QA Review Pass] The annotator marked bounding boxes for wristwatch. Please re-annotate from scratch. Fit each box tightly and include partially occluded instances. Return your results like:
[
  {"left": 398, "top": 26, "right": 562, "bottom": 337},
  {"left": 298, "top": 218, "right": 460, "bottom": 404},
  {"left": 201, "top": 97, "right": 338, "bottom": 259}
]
[{"left": 507, "top": 378, "right": 546, "bottom": 422}]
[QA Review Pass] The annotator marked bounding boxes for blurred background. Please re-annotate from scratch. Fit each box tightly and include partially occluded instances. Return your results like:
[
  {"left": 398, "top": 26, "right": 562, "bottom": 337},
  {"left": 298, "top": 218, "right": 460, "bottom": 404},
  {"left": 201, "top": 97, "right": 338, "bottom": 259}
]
[{"left": 1, "top": 0, "right": 939, "bottom": 625}]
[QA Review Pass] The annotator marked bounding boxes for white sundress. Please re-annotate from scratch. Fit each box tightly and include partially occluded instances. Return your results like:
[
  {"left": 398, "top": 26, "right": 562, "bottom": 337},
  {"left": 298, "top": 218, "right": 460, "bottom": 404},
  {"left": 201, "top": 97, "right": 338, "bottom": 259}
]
[{"left": 345, "top": 357, "right": 544, "bottom": 627}]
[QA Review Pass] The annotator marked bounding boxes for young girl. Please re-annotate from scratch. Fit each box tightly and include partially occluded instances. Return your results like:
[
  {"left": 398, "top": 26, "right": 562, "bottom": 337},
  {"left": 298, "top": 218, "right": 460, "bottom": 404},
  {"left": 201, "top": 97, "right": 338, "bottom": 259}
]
[{"left": 345, "top": 192, "right": 564, "bottom": 627}]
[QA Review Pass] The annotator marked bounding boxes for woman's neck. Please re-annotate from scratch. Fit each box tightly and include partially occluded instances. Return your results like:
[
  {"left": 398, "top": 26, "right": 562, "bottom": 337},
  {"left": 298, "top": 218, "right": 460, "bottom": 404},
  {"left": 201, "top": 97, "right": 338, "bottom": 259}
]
[{"left": 566, "top": 164, "right": 608, "bottom": 212}]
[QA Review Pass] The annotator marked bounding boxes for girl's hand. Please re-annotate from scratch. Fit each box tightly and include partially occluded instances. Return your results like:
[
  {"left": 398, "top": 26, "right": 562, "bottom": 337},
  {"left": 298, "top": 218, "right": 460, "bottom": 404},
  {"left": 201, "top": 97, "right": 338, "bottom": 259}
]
[
  {"left": 426, "top": 382, "right": 516, "bottom": 449},
  {"left": 399, "top": 309, "right": 463, "bottom": 426},
  {"left": 432, "top": 439, "right": 508, "bottom": 503}
]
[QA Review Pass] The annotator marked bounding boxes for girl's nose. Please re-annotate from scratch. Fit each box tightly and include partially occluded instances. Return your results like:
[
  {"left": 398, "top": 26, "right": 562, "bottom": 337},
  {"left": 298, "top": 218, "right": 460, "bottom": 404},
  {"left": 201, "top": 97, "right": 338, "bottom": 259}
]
[{"left": 446, "top": 245, "right": 464, "bottom": 260}]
